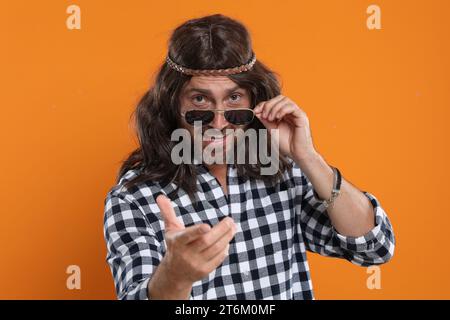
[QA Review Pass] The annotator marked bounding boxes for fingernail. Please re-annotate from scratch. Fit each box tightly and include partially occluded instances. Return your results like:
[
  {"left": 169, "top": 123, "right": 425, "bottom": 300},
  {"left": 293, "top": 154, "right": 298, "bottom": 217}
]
[
  {"left": 200, "top": 224, "right": 210, "bottom": 233},
  {"left": 155, "top": 192, "right": 168, "bottom": 201},
  {"left": 226, "top": 217, "right": 234, "bottom": 226}
]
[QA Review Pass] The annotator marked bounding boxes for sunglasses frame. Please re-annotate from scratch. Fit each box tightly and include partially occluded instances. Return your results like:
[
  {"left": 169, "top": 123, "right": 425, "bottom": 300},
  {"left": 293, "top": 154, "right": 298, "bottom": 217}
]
[{"left": 181, "top": 108, "right": 255, "bottom": 126}]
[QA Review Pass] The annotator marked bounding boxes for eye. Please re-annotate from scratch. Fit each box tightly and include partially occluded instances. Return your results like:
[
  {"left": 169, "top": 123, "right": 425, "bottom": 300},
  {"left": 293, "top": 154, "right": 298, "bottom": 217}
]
[
  {"left": 229, "top": 93, "right": 242, "bottom": 102},
  {"left": 193, "top": 95, "right": 206, "bottom": 103}
]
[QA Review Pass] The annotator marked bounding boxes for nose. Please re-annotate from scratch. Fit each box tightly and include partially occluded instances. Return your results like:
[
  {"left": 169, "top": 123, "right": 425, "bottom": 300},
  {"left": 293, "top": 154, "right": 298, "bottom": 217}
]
[{"left": 210, "top": 110, "right": 228, "bottom": 130}]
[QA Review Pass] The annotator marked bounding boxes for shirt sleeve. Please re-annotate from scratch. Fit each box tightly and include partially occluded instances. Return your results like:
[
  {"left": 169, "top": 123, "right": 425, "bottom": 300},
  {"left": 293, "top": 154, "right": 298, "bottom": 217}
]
[
  {"left": 295, "top": 164, "right": 396, "bottom": 266},
  {"left": 103, "top": 191, "right": 163, "bottom": 300}
]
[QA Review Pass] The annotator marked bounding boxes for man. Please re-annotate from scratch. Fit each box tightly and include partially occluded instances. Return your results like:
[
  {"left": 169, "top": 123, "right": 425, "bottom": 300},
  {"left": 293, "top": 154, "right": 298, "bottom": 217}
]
[{"left": 103, "top": 14, "right": 395, "bottom": 300}]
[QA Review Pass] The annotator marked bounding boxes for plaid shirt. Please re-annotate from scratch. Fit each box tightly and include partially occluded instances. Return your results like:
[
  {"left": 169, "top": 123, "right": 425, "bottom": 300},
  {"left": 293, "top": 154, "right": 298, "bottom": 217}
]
[{"left": 103, "top": 159, "right": 395, "bottom": 300}]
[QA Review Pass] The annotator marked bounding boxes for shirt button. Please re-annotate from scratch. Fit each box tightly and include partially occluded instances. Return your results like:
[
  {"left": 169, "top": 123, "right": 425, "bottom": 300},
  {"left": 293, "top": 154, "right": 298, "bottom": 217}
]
[{"left": 211, "top": 180, "right": 217, "bottom": 186}]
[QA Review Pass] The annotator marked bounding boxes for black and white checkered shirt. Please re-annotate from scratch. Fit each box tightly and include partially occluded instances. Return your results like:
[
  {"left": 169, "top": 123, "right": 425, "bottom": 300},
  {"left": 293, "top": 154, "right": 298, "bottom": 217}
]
[{"left": 103, "top": 159, "right": 395, "bottom": 300}]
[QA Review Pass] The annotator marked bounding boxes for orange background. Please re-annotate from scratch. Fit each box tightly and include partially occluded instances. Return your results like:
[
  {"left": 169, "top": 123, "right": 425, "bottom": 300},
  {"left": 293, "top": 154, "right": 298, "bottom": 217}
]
[{"left": 1, "top": 0, "right": 449, "bottom": 299}]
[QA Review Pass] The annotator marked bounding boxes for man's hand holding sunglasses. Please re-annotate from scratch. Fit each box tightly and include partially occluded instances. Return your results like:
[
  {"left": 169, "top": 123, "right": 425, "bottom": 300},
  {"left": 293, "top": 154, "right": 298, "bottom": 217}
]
[{"left": 254, "top": 94, "right": 318, "bottom": 163}]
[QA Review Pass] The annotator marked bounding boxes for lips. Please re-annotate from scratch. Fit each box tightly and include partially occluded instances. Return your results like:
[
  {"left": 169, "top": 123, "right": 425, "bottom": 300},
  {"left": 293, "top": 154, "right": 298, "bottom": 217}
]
[{"left": 203, "top": 132, "right": 233, "bottom": 146}]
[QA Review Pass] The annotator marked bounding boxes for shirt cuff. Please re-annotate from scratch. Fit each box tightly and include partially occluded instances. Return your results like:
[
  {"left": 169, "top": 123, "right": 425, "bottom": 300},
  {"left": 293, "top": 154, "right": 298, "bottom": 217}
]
[
  {"left": 119, "top": 277, "right": 151, "bottom": 300},
  {"left": 331, "top": 191, "right": 388, "bottom": 253}
]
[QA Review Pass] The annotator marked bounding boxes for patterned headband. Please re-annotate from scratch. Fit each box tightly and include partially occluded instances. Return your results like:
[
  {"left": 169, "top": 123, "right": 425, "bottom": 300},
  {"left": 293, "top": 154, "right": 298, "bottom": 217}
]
[{"left": 166, "top": 53, "right": 257, "bottom": 76}]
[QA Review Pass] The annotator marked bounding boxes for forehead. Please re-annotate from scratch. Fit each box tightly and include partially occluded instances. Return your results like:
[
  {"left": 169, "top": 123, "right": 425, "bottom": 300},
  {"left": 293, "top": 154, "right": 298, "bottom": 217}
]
[{"left": 182, "top": 76, "right": 244, "bottom": 93}]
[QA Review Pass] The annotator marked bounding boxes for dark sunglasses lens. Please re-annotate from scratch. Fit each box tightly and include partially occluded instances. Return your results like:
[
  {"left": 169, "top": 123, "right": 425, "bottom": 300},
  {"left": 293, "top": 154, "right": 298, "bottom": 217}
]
[
  {"left": 185, "top": 110, "right": 214, "bottom": 125},
  {"left": 224, "top": 109, "right": 254, "bottom": 125}
]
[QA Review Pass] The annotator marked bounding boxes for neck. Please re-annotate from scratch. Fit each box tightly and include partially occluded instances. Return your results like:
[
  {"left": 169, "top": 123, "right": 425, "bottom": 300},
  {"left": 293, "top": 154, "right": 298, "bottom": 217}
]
[{"left": 205, "top": 163, "right": 227, "bottom": 175}]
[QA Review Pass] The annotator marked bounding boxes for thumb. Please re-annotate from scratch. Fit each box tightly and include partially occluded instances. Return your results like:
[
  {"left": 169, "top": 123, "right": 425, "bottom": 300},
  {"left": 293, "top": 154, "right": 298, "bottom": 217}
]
[{"left": 156, "top": 194, "right": 185, "bottom": 231}]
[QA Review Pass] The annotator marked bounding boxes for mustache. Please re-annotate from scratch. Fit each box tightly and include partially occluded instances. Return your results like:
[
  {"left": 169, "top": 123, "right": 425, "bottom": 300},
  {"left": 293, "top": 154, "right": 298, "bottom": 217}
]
[{"left": 200, "top": 126, "right": 235, "bottom": 137}]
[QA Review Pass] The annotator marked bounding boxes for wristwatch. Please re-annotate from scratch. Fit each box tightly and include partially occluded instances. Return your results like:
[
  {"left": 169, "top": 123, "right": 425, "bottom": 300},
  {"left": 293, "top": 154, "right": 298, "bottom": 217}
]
[{"left": 313, "top": 166, "right": 342, "bottom": 209}]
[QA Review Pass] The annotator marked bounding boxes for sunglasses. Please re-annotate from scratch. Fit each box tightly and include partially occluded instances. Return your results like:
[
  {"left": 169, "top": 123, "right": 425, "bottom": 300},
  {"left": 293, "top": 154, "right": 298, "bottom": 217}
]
[{"left": 181, "top": 108, "right": 255, "bottom": 126}]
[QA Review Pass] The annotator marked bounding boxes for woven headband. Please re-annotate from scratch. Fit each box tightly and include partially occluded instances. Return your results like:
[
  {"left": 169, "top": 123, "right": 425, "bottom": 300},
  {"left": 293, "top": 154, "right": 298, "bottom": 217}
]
[{"left": 166, "top": 53, "right": 257, "bottom": 76}]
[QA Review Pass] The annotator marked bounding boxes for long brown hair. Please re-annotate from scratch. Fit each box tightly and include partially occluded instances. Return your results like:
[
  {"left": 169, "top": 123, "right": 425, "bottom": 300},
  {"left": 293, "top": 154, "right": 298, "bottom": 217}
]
[{"left": 118, "top": 14, "right": 291, "bottom": 198}]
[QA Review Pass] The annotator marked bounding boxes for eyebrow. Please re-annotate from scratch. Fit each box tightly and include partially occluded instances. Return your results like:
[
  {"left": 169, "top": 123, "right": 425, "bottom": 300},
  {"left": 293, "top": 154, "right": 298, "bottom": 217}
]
[{"left": 185, "top": 85, "right": 243, "bottom": 95}]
